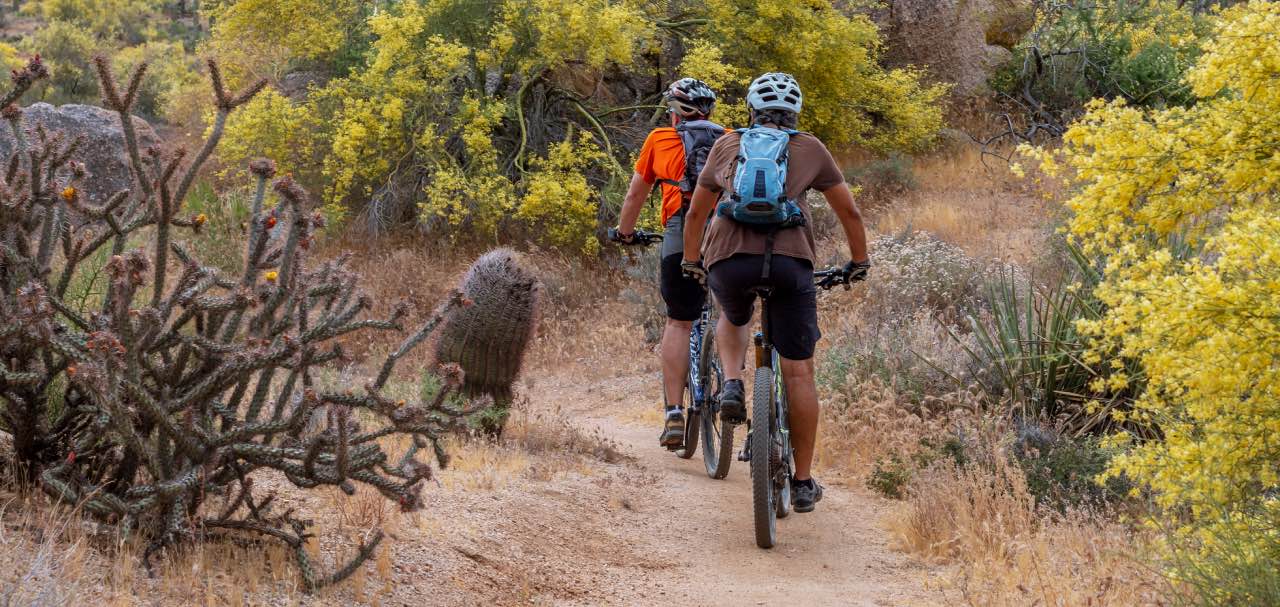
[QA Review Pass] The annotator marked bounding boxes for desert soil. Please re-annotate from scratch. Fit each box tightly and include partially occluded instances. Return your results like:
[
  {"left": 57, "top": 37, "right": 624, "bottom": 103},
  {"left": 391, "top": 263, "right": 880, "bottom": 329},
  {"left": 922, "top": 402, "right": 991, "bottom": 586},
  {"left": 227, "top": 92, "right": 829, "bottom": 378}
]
[{"left": 371, "top": 370, "right": 945, "bottom": 607}]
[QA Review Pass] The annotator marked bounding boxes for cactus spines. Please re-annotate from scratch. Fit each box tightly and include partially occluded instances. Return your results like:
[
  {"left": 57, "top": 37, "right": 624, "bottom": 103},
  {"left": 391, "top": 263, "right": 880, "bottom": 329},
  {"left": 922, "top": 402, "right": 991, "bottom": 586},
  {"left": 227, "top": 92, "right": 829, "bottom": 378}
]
[
  {"left": 435, "top": 248, "right": 541, "bottom": 435},
  {"left": 0, "top": 55, "right": 474, "bottom": 592}
]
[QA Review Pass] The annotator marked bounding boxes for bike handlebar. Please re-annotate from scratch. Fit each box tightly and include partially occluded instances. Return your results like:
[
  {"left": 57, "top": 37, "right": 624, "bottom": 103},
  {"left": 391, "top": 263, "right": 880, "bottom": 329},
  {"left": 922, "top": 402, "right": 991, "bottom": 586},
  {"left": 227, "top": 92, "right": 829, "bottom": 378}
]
[
  {"left": 814, "top": 263, "right": 869, "bottom": 291},
  {"left": 813, "top": 268, "right": 850, "bottom": 291},
  {"left": 608, "top": 227, "right": 664, "bottom": 247}
]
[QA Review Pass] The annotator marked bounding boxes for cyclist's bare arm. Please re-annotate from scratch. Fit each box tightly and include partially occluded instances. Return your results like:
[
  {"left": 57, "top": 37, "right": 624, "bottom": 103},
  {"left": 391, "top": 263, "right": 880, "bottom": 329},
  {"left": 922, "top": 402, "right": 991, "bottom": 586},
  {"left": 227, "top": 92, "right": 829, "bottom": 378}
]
[
  {"left": 682, "top": 184, "right": 719, "bottom": 263},
  {"left": 821, "top": 183, "right": 870, "bottom": 264},
  {"left": 617, "top": 171, "right": 654, "bottom": 235}
]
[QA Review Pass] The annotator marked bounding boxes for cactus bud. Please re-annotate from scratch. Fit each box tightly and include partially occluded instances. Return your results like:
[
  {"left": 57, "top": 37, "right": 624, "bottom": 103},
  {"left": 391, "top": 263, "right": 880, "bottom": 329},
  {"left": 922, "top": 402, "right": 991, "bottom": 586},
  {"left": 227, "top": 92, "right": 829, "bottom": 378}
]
[
  {"left": 265, "top": 216, "right": 277, "bottom": 230},
  {"left": 249, "top": 158, "right": 277, "bottom": 179}
]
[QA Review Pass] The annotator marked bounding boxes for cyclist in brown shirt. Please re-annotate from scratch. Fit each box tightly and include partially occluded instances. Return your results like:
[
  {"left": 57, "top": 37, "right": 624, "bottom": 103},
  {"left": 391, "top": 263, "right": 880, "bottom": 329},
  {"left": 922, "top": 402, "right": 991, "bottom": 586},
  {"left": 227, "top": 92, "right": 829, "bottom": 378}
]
[{"left": 681, "top": 73, "right": 871, "bottom": 513}]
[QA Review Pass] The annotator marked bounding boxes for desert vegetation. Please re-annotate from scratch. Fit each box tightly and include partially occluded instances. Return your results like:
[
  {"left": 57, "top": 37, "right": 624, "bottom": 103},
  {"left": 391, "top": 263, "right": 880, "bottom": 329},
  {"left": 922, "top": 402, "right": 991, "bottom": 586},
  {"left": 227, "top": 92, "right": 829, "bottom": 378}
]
[{"left": 0, "top": 0, "right": 1277, "bottom": 605}]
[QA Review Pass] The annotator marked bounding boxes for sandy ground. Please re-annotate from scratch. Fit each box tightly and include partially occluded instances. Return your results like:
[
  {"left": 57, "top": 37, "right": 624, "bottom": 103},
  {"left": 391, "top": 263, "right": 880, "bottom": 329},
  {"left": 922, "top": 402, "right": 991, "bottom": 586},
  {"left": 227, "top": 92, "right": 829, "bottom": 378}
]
[
  {"left": 353, "top": 370, "right": 946, "bottom": 606},
  {"left": 533, "top": 374, "right": 943, "bottom": 606}
]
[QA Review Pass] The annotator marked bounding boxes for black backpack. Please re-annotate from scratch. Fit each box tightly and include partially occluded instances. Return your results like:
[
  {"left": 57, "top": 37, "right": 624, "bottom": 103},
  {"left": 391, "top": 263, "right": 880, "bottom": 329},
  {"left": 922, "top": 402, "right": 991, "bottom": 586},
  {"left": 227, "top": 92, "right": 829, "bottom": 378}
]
[{"left": 656, "top": 119, "right": 725, "bottom": 212}]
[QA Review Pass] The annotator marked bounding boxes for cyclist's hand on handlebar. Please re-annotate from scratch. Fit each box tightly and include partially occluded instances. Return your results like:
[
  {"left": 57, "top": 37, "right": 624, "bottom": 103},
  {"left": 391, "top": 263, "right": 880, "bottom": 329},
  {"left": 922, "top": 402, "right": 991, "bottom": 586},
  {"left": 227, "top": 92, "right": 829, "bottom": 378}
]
[
  {"left": 844, "top": 259, "right": 871, "bottom": 283},
  {"left": 608, "top": 226, "right": 635, "bottom": 245},
  {"left": 680, "top": 259, "right": 707, "bottom": 287}
]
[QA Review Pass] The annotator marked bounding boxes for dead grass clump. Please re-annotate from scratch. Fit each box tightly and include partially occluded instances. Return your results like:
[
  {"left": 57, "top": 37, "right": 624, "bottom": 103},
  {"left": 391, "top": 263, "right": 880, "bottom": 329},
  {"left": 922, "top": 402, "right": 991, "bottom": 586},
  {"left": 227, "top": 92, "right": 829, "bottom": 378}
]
[
  {"left": 878, "top": 421, "right": 1167, "bottom": 606},
  {"left": 949, "top": 512, "right": 1169, "bottom": 606},
  {"left": 816, "top": 380, "right": 980, "bottom": 478},
  {"left": 0, "top": 495, "right": 91, "bottom": 607},
  {"left": 889, "top": 455, "right": 1036, "bottom": 562},
  {"left": 503, "top": 404, "right": 629, "bottom": 466}
]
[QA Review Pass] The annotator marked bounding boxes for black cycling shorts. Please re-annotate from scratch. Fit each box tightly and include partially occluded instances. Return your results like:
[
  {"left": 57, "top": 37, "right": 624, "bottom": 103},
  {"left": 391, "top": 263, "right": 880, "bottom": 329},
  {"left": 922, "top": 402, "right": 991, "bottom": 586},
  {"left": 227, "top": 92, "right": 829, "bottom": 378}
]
[
  {"left": 708, "top": 254, "right": 820, "bottom": 360},
  {"left": 660, "top": 252, "right": 706, "bottom": 321}
]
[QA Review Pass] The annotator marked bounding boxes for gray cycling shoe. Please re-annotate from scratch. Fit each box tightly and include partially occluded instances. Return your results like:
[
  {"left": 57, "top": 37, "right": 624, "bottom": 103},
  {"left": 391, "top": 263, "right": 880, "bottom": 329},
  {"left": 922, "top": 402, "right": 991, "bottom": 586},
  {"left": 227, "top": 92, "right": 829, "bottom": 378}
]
[
  {"left": 719, "top": 379, "right": 746, "bottom": 424},
  {"left": 792, "top": 477, "right": 824, "bottom": 513},
  {"left": 659, "top": 408, "right": 685, "bottom": 449}
]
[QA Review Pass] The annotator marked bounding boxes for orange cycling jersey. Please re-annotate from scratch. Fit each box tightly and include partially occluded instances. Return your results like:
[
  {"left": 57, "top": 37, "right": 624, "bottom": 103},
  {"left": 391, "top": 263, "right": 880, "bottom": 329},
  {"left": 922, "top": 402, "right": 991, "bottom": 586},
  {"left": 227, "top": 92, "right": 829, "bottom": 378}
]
[{"left": 633, "top": 127, "right": 687, "bottom": 225}]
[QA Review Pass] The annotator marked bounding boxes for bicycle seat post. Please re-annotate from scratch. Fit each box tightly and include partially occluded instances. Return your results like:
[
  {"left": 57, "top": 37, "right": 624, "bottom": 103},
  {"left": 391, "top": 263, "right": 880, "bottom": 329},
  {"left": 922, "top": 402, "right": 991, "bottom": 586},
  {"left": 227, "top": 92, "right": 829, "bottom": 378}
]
[{"left": 752, "top": 287, "right": 773, "bottom": 369}]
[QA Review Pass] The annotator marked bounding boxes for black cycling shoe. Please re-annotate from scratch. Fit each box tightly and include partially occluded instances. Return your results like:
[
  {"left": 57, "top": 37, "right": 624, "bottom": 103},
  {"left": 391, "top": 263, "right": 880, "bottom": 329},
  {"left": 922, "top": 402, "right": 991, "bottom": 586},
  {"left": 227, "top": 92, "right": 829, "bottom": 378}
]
[
  {"left": 719, "top": 379, "right": 746, "bottom": 424},
  {"left": 659, "top": 408, "right": 685, "bottom": 449},
  {"left": 792, "top": 477, "right": 824, "bottom": 513}
]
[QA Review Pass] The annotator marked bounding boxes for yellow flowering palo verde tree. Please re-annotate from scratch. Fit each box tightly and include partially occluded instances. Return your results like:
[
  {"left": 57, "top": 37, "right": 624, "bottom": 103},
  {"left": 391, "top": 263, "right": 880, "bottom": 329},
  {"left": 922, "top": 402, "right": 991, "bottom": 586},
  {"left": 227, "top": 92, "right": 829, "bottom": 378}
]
[
  {"left": 1034, "top": 1, "right": 1280, "bottom": 596},
  {"left": 213, "top": 0, "right": 946, "bottom": 251}
]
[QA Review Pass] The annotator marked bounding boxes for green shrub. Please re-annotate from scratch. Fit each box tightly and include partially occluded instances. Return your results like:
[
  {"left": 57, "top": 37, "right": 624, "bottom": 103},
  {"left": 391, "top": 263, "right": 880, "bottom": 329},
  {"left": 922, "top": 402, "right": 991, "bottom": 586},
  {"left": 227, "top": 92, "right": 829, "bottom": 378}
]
[
  {"left": 1012, "top": 425, "right": 1132, "bottom": 511},
  {"left": 868, "top": 455, "right": 913, "bottom": 499},
  {"left": 23, "top": 20, "right": 100, "bottom": 104},
  {"left": 868, "top": 435, "right": 969, "bottom": 500},
  {"left": 1000, "top": 0, "right": 1210, "bottom": 125},
  {"left": 1169, "top": 506, "right": 1280, "bottom": 606},
  {"left": 843, "top": 153, "right": 917, "bottom": 196}
]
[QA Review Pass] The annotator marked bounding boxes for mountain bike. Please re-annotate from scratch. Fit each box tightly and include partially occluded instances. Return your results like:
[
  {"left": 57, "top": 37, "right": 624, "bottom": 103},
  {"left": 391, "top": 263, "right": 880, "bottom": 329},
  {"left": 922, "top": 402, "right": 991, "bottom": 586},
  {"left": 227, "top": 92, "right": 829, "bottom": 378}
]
[
  {"left": 744, "top": 265, "right": 854, "bottom": 549},
  {"left": 608, "top": 228, "right": 734, "bottom": 478}
]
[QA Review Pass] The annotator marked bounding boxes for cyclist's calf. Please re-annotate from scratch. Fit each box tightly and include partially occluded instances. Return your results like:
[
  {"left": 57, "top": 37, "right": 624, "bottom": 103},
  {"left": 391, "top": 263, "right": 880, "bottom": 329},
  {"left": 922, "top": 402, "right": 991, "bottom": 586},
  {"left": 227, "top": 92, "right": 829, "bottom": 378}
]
[{"left": 779, "top": 356, "right": 820, "bottom": 481}]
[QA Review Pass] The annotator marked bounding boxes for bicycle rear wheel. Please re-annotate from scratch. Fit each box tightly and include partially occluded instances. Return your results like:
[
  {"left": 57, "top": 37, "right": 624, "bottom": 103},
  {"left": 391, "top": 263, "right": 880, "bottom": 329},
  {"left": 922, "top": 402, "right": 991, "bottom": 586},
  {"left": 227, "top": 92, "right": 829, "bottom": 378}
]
[
  {"left": 751, "top": 366, "right": 777, "bottom": 549},
  {"left": 774, "top": 372, "right": 792, "bottom": 519},
  {"left": 699, "top": 325, "right": 734, "bottom": 479}
]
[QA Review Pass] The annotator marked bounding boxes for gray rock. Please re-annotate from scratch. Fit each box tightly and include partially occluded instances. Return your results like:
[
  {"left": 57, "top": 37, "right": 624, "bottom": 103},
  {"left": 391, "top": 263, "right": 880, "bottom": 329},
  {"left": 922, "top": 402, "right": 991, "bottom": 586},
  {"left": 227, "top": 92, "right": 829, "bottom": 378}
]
[
  {"left": 0, "top": 103, "right": 159, "bottom": 205},
  {"left": 874, "top": 0, "right": 1035, "bottom": 98},
  {"left": 277, "top": 71, "right": 329, "bottom": 102}
]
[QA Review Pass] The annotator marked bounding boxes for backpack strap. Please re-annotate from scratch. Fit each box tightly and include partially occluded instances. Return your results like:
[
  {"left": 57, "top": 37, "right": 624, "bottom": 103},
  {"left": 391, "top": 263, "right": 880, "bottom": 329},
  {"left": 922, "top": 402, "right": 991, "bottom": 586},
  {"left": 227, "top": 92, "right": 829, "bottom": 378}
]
[{"left": 762, "top": 229, "right": 777, "bottom": 280}]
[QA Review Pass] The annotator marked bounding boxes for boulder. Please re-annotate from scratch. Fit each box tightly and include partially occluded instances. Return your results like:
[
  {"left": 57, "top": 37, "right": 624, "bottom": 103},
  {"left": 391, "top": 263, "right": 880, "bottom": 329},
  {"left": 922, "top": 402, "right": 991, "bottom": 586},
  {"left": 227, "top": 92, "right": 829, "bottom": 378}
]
[
  {"left": 0, "top": 103, "right": 160, "bottom": 205},
  {"left": 873, "top": 0, "right": 1035, "bottom": 98}
]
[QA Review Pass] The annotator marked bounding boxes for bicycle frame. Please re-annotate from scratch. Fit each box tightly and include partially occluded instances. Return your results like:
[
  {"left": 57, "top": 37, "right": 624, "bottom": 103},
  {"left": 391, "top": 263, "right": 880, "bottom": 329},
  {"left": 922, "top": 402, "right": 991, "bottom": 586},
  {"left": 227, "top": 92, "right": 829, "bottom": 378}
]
[{"left": 687, "top": 302, "right": 715, "bottom": 414}]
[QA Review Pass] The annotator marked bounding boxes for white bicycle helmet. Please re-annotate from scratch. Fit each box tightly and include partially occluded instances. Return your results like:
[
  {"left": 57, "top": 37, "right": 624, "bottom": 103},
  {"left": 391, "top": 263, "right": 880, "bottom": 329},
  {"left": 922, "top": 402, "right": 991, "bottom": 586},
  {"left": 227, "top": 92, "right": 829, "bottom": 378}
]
[
  {"left": 746, "top": 72, "right": 803, "bottom": 113},
  {"left": 666, "top": 77, "right": 717, "bottom": 118}
]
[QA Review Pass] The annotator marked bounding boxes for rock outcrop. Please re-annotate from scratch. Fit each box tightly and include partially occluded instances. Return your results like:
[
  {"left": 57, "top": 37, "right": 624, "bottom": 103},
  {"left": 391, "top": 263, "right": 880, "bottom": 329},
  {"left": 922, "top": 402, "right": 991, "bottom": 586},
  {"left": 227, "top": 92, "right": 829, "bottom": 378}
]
[
  {"left": 874, "top": 0, "right": 1035, "bottom": 98},
  {"left": 0, "top": 103, "right": 159, "bottom": 204}
]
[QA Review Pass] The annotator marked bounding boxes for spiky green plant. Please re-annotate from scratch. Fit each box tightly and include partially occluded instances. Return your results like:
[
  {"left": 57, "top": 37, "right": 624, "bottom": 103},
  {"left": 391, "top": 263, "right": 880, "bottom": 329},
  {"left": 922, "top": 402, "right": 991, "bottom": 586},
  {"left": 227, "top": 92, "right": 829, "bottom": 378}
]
[
  {"left": 953, "top": 244, "right": 1141, "bottom": 436},
  {"left": 435, "top": 248, "right": 540, "bottom": 436},
  {"left": 0, "top": 55, "right": 480, "bottom": 591}
]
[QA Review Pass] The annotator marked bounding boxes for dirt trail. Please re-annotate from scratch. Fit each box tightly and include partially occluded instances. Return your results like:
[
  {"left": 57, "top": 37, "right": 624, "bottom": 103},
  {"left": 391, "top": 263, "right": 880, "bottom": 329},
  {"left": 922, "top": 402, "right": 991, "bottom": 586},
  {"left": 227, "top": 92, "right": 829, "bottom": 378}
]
[{"left": 506, "top": 372, "right": 945, "bottom": 606}]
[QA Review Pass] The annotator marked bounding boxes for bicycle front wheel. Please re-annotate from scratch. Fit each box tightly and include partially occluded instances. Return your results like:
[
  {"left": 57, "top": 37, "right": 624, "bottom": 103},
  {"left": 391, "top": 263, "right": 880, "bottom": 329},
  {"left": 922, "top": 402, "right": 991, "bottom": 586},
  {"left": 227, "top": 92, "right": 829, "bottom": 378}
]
[
  {"left": 700, "top": 323, "right": 734, "bottom": 479},
  {"left": 751, "top": 366, "right": 777, "bottom": 549},
  {"left": 675, "top": 398, "right": 699, "bottom": 460}
]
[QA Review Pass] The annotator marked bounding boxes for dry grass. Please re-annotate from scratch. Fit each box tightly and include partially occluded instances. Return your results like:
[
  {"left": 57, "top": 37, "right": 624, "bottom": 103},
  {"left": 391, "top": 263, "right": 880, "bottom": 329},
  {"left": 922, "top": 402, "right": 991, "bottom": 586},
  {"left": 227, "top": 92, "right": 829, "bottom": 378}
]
[
  {"left": 855, "top": 146, "right": 1055, "bottom": 267},
  {"left": 889, "top": 455, "right": 1168, "bottom": 606},
  {"left": 817, "top": 145, "right": 1171, "bottom": 605}
]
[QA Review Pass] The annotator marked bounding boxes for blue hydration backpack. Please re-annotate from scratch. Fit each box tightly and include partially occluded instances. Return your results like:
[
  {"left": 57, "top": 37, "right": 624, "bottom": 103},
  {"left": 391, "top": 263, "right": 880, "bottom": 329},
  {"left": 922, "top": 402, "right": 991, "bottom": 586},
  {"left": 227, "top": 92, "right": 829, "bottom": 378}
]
[{"left": 717, "top": 126, "right": 806, "bottom": 229}]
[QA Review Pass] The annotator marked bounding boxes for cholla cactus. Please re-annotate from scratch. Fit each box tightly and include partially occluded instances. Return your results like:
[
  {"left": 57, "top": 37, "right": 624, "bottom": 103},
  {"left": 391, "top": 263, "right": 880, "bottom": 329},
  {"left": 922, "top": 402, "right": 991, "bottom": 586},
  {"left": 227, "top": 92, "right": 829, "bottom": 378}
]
[
  {"left": 435, "top": 248, "right": 540, "bottom": 435},
  {"left": 0, "top": 55, "right": 477, "bottom": 590}
]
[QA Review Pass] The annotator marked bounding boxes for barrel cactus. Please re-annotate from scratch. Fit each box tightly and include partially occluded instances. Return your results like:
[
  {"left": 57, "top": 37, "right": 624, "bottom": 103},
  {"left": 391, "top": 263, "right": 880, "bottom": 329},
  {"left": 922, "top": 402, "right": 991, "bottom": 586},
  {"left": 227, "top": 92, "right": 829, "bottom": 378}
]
[{"left": 435, "top": 249, "right": 541, "bottom": 435}]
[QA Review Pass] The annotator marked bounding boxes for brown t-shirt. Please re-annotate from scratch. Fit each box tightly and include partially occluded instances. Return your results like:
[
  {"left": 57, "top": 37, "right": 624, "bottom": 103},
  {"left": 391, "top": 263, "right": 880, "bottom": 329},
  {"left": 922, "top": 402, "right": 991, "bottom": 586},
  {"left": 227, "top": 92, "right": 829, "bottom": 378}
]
[{"left": 696, "top": 130, "right": 845, "bottom": 269}]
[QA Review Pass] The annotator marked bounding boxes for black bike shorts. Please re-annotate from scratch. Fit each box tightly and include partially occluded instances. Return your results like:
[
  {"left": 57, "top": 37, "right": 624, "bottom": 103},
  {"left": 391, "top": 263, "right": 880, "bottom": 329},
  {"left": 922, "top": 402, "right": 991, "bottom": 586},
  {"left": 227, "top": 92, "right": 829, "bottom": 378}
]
[
  {"left": 660, "top": 252, "right": 706, "bottom": 321},
  {"left": 708, "top": 253, "right": 820, "bottom": 360}
]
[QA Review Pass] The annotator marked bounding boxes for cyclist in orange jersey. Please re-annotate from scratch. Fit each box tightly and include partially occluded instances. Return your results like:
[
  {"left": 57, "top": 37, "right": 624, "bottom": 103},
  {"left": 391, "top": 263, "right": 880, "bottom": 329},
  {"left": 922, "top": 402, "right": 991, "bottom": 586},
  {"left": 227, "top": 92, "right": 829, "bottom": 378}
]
[{"left": 615, "top": 78, "right": 725, "bottom": 449}]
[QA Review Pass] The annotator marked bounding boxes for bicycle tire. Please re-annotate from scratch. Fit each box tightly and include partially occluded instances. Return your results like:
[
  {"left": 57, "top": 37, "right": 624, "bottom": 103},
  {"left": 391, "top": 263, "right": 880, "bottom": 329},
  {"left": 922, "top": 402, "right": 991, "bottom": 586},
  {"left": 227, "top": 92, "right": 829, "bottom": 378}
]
[
  {"left": 675, "top": 404, "right": 699, "bottom": 459},
  {"left": 751, "top": 366, "right": 777, "bottom": 549},
  {"left": 700, "top": 325, "right": 734, "bottom": 479},
  {"left": 774, "top": 371, "right": 792, "bottom": 519}
]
